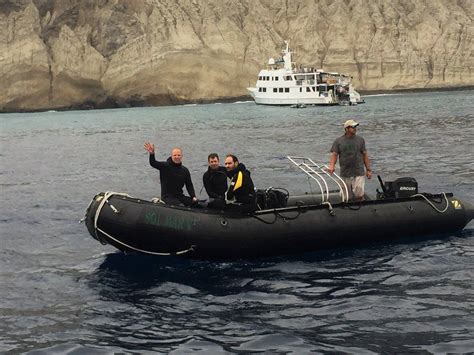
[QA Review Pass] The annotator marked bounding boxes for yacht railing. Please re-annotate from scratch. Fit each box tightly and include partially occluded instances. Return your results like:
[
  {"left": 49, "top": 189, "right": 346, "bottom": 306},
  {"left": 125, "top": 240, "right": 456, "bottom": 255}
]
[{"left": 287, "top": 156, "right": 349, "bottom": 203}]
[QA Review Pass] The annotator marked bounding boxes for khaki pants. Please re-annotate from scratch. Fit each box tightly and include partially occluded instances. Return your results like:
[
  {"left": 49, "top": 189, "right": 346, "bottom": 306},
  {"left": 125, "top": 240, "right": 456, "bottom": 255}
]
[{"left": 341, "top": 176, "right": 365, "bottom": 201}]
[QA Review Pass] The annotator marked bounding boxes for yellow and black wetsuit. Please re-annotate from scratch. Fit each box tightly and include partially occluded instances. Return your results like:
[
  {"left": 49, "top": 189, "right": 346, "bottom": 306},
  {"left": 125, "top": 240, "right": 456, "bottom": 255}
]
[{"left": 225, "top": 164, "right": 256, "bottom": 213}]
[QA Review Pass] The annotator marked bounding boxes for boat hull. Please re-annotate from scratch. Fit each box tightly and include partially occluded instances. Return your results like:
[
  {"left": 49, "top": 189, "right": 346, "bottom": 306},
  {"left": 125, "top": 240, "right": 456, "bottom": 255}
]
[
  {"left": 247, "top": 87, "right": 335, "bottom": 105},
  {"left": 84, "top": 193, "right": 473, "bottom": 260}
]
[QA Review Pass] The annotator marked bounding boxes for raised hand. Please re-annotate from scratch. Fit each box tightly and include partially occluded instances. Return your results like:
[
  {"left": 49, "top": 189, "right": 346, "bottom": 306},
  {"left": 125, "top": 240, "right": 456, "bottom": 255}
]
[{"left": 144, "top": 142, "right": 155, "bottom": 154}]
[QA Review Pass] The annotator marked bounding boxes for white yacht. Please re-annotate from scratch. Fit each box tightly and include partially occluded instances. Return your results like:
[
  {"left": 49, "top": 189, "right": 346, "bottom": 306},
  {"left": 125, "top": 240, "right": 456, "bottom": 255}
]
[{"left": 247, "top": 42, "right": 364, "bottom": 106}]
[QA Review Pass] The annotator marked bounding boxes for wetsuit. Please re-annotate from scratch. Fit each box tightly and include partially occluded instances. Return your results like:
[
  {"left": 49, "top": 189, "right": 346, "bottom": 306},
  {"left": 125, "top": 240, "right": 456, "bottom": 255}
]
[
  {"left": 225, "top": 163, "right": 257, "bottom": 213},
  {"left": 149, "top": 154, "right": 196, "bottom": 206},
  {"left": 203, "top": 166, "right": 228, "bottom": 209}
]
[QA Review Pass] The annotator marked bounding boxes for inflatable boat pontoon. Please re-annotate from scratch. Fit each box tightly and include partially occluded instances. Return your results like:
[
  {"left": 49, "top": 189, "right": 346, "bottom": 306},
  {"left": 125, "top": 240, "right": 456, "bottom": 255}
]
[{"left": 83, "top": 157, "right": 474, "bottom": 260}]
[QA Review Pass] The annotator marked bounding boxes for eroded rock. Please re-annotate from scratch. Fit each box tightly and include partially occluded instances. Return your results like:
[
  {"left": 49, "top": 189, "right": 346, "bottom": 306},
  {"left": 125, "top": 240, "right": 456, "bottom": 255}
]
[{"left": 1, "top": 0, "right": 472, "bottom": 111}]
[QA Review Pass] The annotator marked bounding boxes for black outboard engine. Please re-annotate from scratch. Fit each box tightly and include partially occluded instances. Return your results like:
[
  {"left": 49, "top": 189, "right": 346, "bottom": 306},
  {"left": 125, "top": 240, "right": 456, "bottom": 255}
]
[{"left": 377, "top": 176, "right": 418, "bottom": 199}]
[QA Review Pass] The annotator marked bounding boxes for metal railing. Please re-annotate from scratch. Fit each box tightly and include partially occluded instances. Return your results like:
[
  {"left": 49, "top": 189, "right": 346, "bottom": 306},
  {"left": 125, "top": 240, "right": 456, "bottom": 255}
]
[{"left": 287, "top": 156, "right": 349, "bottom": 203}]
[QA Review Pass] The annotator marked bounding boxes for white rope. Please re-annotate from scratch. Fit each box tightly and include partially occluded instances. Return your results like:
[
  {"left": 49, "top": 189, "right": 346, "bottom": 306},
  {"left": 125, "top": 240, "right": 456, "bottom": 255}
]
[
  {"left": 92, "top": 191, "right": 195, "bottom": 256},
  {"left": 96, "top": 226, "right": 195, "bottom": 256},
  {"left": 411, "top": 192, "right": 450, "bottom": 213},
  {"left": 93, "top": 191, "right": 130, "bottom": 235}
]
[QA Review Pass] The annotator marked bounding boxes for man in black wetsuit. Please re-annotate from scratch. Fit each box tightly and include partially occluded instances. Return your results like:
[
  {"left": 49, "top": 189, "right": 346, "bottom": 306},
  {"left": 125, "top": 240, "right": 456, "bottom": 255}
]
[
  {"left": 224, "top": 154, "right": 257, "bottom": 213},
  {"left": 144, "top": 142, "right": 197, "bottom": 206},
  {"left": 202, "top": 153, "right": 228, "bottom": 209}
]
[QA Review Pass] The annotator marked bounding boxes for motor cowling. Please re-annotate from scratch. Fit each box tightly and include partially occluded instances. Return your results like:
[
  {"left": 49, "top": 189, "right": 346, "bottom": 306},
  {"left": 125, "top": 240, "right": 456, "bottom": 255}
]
[{"left": 378, "top": 177, "right": 418, "bottom": 199}]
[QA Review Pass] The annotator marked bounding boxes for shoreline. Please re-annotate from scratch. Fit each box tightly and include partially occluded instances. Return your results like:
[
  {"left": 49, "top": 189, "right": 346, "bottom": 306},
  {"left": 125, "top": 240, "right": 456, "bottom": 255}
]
[
  {"left": 359, "top": 85, "right": 474, "bottom": 96},
  {"left": 1, "top": 86, "right": 472, "bottom": 114}
]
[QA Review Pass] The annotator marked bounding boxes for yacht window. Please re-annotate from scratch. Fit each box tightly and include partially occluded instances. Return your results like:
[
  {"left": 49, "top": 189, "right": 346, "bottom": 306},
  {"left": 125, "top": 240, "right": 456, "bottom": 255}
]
[
  {"left": 275, "top": 77, "right": 279, "bottom": 81},
  {"left": 279, "top": 88, "right": 284, "bottom": 92},
  {"left": 285, "top": 88, "right": 289, "bottom": 93},
  {"left": 263, "top": 88, "right": 266, "bottom": 92},
  {"left": 306, "top": 87, "right": 311, "bottom": 92},
  {"left": 273, "top": 88, "right": 277, "bottom": 93}
]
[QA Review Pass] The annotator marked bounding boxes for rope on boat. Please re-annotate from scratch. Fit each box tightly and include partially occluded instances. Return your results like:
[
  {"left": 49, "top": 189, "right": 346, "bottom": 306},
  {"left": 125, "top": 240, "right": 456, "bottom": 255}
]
[
  {"left": 79, "top": 193, "right": 109, "bottom": 224},
  {"left": 93, "top": 191, "right": 196, "bottom": 256},
  {"left": 252, "top": 208, "right": 302, "bottom": 224},
  {"left": 96, "top": 225, "right": 196, "bottom": 256},
  {"left": 252, "top": 212, "right": 279, "bottom": 224},
  {"left": 276, "top": 209, "right": 301, "bottom": 220},
  {"left": 253, "top": 199, "right": 337, "bottom": 224},
  {"left": 412, "top": 192, "right": 450, "bottom": 213},
  {"left": 94, "top": 192, "right": 128, "bottom": 229},
  {"left": 345, "top": 203, "right": 362, "bottom": 211},
  {"left": 93, "top": 191, "right": 130, "bottom": 244}
]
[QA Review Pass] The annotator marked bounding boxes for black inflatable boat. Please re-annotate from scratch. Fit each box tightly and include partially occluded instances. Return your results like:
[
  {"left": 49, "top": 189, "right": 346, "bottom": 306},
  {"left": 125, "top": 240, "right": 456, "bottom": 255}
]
[{"left": 83, "top": 157, "right": 474, "bottom": 260}]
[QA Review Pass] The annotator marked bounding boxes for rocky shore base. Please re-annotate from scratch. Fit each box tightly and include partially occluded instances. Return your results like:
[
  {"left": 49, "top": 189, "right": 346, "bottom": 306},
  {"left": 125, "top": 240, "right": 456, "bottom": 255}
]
[{"left": 2, "top": 88, "right": 472, "bottom": 114}]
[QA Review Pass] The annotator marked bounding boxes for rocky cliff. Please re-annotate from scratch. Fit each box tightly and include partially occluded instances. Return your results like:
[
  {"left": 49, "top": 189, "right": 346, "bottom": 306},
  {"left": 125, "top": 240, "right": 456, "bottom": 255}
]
[{"left": 1, "top": 0, "right": 473, "bottom": 111}]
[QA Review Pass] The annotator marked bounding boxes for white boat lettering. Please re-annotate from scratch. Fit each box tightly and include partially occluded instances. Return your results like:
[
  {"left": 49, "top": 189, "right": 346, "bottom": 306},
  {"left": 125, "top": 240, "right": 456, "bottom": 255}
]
[{"left": 144, "top": 211, "right": 199, "bottom": 231}]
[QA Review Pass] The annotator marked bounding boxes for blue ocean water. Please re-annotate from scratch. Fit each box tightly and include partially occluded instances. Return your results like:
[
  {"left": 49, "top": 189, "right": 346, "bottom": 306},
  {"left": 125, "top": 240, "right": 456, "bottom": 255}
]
[{"left": 1, "top": 90, "right": 474, "bottom": 353}]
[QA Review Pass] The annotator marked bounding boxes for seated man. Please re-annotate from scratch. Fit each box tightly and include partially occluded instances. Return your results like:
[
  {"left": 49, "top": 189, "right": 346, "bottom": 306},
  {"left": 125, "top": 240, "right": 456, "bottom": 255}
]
[
  {"left": 224, "top": 154, "right": 257, "bottom": 214},
  {"left": 202, "top": 153, "right": 228, "bottom": 209},
  {"left": 144, "top": 142, "right": 197, "bottom": 206}
]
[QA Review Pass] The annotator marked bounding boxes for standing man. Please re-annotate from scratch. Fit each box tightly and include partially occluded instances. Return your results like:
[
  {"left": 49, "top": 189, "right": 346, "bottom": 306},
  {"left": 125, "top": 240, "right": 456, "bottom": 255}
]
[
  {"left": 202, "top": 153, "right": 228, "bottom": 208},
  {"left": 328, "top": 120, "right": 372, "bottom": 201},
  {"left": 144, "top": 142, "right": 197, "bottom": 206},
  {"left": 224, "top": 154, "right": 257, "bottom": 213}
]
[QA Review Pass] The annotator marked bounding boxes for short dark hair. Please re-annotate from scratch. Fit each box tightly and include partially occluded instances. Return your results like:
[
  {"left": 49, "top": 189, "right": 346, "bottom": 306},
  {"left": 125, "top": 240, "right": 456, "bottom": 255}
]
[
  {"left": 225, "top": 154, "right": 238, "bottom": 163},
  {"left": 208, "top": 153, "right": 219, "bottom": 161}
]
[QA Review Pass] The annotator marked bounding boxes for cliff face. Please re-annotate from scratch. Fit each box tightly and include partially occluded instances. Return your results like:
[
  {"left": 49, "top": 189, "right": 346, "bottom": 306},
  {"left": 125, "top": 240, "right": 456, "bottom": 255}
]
[{"left": 1, "top": 0, "right": 473, "bottom": 111}]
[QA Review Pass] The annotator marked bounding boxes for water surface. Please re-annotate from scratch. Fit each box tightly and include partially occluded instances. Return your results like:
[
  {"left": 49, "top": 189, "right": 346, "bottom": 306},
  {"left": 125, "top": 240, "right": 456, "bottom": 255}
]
[{"left": 1, "top": 90, "right": 473, "bottom": 353}]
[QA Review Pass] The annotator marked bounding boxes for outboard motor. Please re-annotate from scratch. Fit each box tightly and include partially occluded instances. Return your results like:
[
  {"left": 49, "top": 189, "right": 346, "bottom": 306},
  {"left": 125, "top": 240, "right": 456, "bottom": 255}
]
[{"left": 377, "top": 176, "right": 418, "bottom": 199}]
